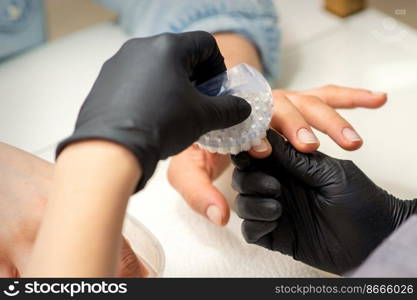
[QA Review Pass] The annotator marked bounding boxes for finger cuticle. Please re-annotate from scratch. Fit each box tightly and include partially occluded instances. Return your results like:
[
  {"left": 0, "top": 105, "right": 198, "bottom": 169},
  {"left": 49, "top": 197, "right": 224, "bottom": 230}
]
[
  {"left": 206, "top": 205, "right": 223, "bottom": 226},
  {"left": 297, "top": 128, "right": 319, "bottom": 144},
  {"left": 342, "top": 128, "right": 362, "bottom": 142}
]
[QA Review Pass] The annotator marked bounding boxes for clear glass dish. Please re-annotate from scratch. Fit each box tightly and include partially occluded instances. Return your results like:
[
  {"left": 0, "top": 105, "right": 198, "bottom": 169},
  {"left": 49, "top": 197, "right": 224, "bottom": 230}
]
[{"left": 122, "top": 214, "right": 165, "bottom": 277}]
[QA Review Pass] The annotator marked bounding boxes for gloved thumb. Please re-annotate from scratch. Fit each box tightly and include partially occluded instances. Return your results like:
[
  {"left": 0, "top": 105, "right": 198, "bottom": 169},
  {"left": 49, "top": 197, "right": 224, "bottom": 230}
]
[{"left": 201, "top": 95, "right": 251, "bottom": 133}]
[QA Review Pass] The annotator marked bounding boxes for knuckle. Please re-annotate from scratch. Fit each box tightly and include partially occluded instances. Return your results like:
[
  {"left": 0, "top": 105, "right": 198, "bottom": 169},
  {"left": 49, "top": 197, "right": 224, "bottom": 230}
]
[
  {"left": 194, "top": 30, "right": 216, "bottom": 43},
  {"left": 296, "top": 95, "right": 322, "bottom": 109},
  {"left": 155, "top": 32, "right": 178, "bottom": 47},
  {"left": 340, "top": 159, "right": 356, "bottom": 169},
  {"left": 272, "top": 91, "right": 287, "bottom": 105},
  {"left": 235, "top": 195, "right": 247, "bottom": 214},
  {"left": 242, "top": 224, "right": 258, "bottom": 244},
  {"left": 154, "top": 33, "right": 181, "bottom": 55},
  {"left": 182, "top": 187, "right": 202, "bottom": 209},
  {"left": 120, "top": 38, "right": 142, "bottom": 52}
]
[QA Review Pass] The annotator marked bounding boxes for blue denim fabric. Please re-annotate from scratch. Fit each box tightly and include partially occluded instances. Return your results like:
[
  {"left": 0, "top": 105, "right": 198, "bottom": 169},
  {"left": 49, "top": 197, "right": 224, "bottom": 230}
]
[
  {"left": 1, "top": 0, "right": 280, "bottom": 80},
  {"left": 97, "top": 0, "right": 280, "bottom": 81},
  {"left": 0, "top": 0, "right": 45, "bottom": 60}
]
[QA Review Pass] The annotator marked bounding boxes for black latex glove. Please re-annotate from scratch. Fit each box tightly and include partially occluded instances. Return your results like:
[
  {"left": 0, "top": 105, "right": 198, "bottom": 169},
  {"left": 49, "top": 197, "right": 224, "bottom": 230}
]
[
  {"left": 56, "top": 31, "right": 251, "bottom": 191},
  {"left": 232, "top": 130, "right": 417, "bottom": 275}
]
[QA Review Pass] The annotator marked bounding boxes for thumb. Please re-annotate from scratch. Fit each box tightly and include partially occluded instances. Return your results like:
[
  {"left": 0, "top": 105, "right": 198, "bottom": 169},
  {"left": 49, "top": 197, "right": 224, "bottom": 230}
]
[
  {"left": 266, "top": 130, "right": 334, "bottom": 186},
  {"left": 201, "top": 95, "right": 251, "bottom": 132},
  {"left": 168, "top": 146, "right": 231, "bottom": 226}
]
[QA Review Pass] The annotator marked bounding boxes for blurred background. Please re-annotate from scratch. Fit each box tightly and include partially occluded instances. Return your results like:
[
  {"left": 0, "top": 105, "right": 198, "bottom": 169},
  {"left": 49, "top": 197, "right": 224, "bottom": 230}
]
[{"left": 44, "top": 0, "right": 417, "bottom": 40}]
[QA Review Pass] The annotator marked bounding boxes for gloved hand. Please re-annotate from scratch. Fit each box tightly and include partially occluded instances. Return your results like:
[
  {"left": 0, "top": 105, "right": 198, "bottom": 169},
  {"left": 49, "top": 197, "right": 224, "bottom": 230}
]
[
  {"left": 56, "top": 31, "right": 251, "bottom": 191},
  {"left": 232, "top": 130, "right": 417, "bottom": 275}
]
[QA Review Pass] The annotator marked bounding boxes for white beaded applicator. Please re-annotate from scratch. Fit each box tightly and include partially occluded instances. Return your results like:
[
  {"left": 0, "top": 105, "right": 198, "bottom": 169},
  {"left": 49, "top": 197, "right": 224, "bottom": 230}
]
[{"left": 196, "top": 63, "right": 273, "bottom": 155}]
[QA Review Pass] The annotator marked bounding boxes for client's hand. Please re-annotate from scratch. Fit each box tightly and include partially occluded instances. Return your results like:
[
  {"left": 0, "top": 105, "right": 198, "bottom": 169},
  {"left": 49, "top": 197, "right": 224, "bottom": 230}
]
[
  {"left": 168, "top": 85, "right": 387, "bottom": 225},
  {"left": 0, "top": 143, "right": 147, "bottom": 277},
  {"left": 231, "top": 130, "right": 417, "bottom": 275}
]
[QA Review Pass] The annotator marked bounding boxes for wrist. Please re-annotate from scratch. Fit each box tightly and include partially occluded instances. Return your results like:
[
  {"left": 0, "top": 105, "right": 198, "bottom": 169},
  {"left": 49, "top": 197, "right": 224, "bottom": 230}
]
[
  {"left": 213, "top": 32, "right": 262, "bottom": 71},
  {"left": 57, "top": 140, "right": 142, "bottom": 193}
]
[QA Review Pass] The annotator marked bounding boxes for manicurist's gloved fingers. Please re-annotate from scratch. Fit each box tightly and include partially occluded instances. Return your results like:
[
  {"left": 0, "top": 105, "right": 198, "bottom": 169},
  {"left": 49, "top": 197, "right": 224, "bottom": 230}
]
[
  {"left": 265, "top": 130, "right": 337, "bottom": 187},
  {"left": 200, "top": 94, "right": 252, "bottom": 132},
  {"left": 232, "top": 168, "right": 281, "bottom": 197},
  {"left": 168, "top": 145, "right": 231, "bottom": 226},
  {"left": 236, "top": 195, "right": 282, "bottom": 221},
  {"left": 176, "top": 31, "right": 227, "bottom": 84},
  {"left": 231, "top": 152, "right": 253, "bottom": 170},
  {"left": 241, "top": 220, "right": 277, "bottom": 244}
]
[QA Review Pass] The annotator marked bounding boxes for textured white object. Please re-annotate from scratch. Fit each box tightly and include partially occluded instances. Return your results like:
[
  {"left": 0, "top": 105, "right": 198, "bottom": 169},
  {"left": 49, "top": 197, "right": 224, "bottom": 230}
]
[{"left": 197, "top": 64, "right": 273, "bottom": 154}]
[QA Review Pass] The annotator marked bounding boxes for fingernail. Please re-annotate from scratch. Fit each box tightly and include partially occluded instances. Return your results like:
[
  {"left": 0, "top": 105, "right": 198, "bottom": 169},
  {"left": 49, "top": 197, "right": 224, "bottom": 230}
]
[
  {"left": 206, "top": 205, "right": 222, "bottom": 225},
  {"left": 297, "top": 128, "right": 319, "bottom": 144},
  {"left": 371, "top": 91, "right": 386, "bottom": 96},
  {"left": 342, "top": 128, "right": 362, "bottom": 142},
  {"left": 252, "top": 139, "right": 269, "bottom": 152}
]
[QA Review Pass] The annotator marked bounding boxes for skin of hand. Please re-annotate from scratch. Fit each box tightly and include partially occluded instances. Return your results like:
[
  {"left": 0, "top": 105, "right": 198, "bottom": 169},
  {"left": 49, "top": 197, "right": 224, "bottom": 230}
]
[
  {"left": 231, "top": 130, "right": 417, "bottom": 275},
  {"left": 168, "top": 32, "right": 388, "bottom": 226},
  {"left": 0, "top": 143, "right": 147, "bottom": 277}
]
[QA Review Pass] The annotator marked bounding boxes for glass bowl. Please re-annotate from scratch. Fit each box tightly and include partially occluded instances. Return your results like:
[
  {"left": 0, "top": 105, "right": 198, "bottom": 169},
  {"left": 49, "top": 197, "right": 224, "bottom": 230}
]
[{"left": 122, "top": 214, "right": 165, "bottom": 277}]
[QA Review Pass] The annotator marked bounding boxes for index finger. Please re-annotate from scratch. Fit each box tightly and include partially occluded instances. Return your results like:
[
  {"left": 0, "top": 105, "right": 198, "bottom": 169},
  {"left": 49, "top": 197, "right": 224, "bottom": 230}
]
[{"left": 302, "top": 85, "right": 387, "bottom": 109}]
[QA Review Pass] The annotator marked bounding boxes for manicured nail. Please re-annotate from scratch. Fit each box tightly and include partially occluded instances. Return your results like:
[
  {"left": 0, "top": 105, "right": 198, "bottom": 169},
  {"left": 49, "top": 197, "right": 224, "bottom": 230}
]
[
  {"left": 252, "top": 139, "right": 269, "bottom": 152},
  {"left": 371, "top": 91, "right": 386, "bottom": 96},
  {"left": 297, "top": 128, "right": 319, "bottom": 144},
  {"left": 342, "top": 128, "right": 362, "bottom": 142},
  {"left": 206, "top": 205, "right": 222, "bottom": 225}
]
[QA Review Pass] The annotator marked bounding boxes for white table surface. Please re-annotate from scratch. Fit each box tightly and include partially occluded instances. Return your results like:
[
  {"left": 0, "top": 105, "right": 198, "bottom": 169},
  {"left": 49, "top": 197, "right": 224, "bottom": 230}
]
[{"left": 1, "top": 1, "right": 416, "bottom": 277}]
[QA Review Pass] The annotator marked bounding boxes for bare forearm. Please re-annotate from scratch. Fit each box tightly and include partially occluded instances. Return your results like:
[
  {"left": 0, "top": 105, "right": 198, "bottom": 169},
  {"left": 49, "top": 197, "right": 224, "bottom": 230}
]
[
  {"left": 24, "top": 140, "right": 141, "bottom": 277},
  {"left": 213, "top": 32, "right": 262, "bottom": 71}
]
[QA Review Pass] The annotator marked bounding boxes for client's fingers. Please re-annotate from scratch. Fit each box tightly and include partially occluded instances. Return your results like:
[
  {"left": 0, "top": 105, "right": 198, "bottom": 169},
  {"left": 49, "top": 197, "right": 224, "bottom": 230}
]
[
  {"left": 232, "top": 169, "right": 281, "bottom": 197},
  {"left": 168, "top": 145, "right": 230, "bottom": 226},
  {"left": 287, "top": 94, "right": 362, "bottom": 150},
  {"left": 270, "top": 92, "right": 319, "bottom": 153},
  {"left": 236, "top": 195, "right": 282, "bottom": 221},
  {"left": 117, "top": 237, "right": 148, "bottom": 278},
  {"left": 248, "top": 138, "right": 272, "bottom": 159},
  {"left": 303, "top": 85, "right": 387, "bottom": 109}
]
